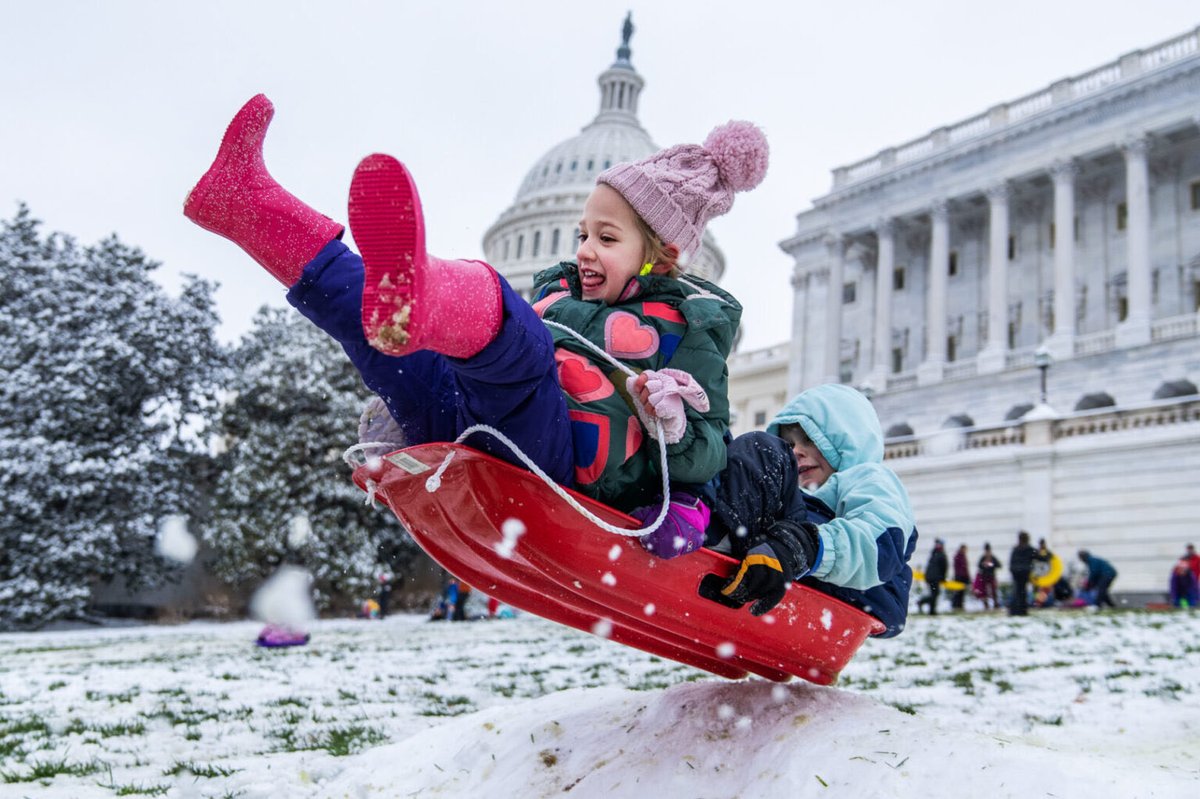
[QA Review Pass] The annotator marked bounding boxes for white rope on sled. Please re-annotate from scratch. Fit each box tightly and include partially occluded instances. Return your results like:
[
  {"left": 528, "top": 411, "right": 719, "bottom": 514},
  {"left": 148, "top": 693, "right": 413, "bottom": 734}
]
[{"left": 341, "top": 318, "right": 685, "bottom": 538}]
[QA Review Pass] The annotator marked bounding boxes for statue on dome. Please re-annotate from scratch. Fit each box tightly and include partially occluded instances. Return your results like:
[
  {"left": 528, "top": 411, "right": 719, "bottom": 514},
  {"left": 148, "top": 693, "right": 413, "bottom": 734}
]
[{"left": 617, "top": 12, "right": 634, "bottom": 61}]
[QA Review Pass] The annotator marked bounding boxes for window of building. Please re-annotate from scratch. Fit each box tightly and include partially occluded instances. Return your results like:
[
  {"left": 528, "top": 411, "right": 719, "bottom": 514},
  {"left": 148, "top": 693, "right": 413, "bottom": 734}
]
[
  {"left": 946, "top": 336, "right": 957, "bottom": 363},
  {"left": 1007, "top": 321, "right": 1017, "bottom": 350},
  {"left": 532, "top": 230, "right": 541, "bottom": 258},
  {"left": 1118, "top": 296, "right": 1129, "bottom": 322},
  {"left": 893, "top": 266, "right": 906, "bottom": 291},
  {"left": 891, "top": 347, "right": 903, "bottom": 374},
  {"left": 1194, "top": 280, "right": 1200, "bottom": 312},
  {"left": 948, "top": 251, "right": 958, "bottom": 276},
  {"left": 1116, "top": 202, "right": 1127, "bottom": 231},
  {"left": 1074, "top": 215, "right": 1080, "bottom": 242},
  {"left": 1049, "top": 223, "right": 1055, "bottom": 249},
  {"left": 1007, "top": 235, "right": 1017, "bottom": 260},
  {"left": 503, "top": 238, "right": 510, "bottom": 260},
  {"left": 587, "top": 159, "right": 594, "bottom": 172},
  {"left": 842, "top": 282, "right": 856, "bottom": 304},
  {"left": 516, "top": 234, "right": 524, "bottom": 260},
  {"left": 555, "top": 161, "right": 562, "bottom": 175},
  {"left": 753, "top": 410, "right": 767, "bottom": 427},
  {"left": 550, "top": 229, "right": 560, "bottom": 256},
  {"left": 570, "top": 160, "right": 577, "bottom": 172}
]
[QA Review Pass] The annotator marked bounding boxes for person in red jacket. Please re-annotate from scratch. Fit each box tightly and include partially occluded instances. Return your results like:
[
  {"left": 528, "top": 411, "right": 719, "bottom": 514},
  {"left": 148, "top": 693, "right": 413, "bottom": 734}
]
[{"left": 1184, "top": 544, "right": 1200, "bottom": 583}]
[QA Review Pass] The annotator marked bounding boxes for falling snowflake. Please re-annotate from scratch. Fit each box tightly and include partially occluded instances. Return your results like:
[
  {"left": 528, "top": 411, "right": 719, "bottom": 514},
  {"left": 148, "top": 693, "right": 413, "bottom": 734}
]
[
  {"left": 715, "top": 642, "right": 736, "bottom": 658},
  {"left": 155, "top": 515, "right": 197, "bottom": 564},
  {"left": 608, "top": 544, "right": 622, "bottom": 562},
  {"left": 287, "top": 514, "right": 312, "bottom": 549},
  {"left": 250, "top": 565, "right": 316, "bottom": 627},
  {"left": 643, "top": 603, "right": 656, "bottom": 616},
  {"left": 601, "top": 572, "right": 617, "bottom": 586},
  {"left": 495, "top": 517, "right": 527, "bottom": 558},
  {"left": 591, "top": 618, "right": 613, "bottom": 638}
]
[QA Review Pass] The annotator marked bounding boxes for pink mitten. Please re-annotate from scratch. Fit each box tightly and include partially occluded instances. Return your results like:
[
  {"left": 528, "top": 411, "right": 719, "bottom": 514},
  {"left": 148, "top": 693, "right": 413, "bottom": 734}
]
[{"left": 626, "top": 368, "right": 710, "bottom": 444}]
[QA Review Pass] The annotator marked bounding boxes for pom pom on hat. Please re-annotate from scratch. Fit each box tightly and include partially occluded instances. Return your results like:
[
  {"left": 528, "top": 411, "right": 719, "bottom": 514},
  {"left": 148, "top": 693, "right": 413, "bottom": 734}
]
[
  {"left": 704, "top": 120, "right": 769, "bottom": 192},
  {"left": 597, "top": 120, "right": 770, "bottom": 264}
]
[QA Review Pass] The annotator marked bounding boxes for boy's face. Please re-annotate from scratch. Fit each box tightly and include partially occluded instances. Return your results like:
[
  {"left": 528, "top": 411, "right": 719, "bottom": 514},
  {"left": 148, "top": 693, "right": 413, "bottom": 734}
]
[
  {"left": 576, "top": 184, "right": 653, "bottom": 305},
  {"left": 780, "top": 425, "right": 834, "bottom": 490}
]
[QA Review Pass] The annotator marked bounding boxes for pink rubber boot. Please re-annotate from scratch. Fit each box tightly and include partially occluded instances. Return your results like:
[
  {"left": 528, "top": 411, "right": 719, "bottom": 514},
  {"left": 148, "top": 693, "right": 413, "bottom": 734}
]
[
  {"left": 348, "top": 154, "right": 503, "bottom": 358},
  {"left": 183, "top": 94, "right": 344, "bottom": 286}
]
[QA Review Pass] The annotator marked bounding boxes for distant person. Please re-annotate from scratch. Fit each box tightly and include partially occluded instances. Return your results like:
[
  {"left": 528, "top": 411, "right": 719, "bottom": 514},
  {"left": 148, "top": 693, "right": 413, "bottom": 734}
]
[
  {"left": 1009, "top": 531, "right": 1035, "bottom": 616},
  {"left": 1184, "top": 544, "right": 1200, "bottom": 583},
  {"left": 976, "top": 543, "right": 1002, "bottom": 610},
  {"left": 950, "top": 544, "right": 970, "bottom": 611},
  {"left": 376, "top": 572, "right": 393, "bottom": 619},
  {"left": 1077, "top": 550, "right": 1118, "bottom": 609},
  {"left": 1168, "top": 559, "right": 1198, "bottom": 608},
  {"left": 917, "top": 539, "right": 949, "bottom": 616}
]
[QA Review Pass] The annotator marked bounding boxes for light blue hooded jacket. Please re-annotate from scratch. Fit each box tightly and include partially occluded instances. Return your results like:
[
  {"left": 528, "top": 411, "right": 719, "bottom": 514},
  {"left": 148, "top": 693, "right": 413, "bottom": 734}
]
[{"left": 767, "top": 384, "right": 917, "bottom": 594}]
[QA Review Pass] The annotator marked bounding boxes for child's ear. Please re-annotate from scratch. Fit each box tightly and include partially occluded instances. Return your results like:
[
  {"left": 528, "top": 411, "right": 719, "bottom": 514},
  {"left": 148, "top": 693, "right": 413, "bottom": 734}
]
[{"left": 652, "top": 244, "right": 681, "bottom": 274}]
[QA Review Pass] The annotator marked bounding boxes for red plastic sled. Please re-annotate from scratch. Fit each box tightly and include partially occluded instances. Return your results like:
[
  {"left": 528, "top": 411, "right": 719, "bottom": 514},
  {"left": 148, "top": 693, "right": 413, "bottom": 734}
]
[{"left": 352, "top": 443, "right": 884, "bottom": 684}]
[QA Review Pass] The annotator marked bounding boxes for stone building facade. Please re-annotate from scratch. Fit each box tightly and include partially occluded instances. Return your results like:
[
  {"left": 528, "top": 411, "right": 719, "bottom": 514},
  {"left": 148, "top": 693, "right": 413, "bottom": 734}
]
[{"left": 771, "top": 26, "right": 1200, "bottom": 436}]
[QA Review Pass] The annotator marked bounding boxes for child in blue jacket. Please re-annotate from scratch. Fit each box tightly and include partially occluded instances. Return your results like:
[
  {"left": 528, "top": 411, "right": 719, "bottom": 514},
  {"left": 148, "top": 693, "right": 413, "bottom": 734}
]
[{"left": 698, "top": 383, "right": 918, "bottom": 637}]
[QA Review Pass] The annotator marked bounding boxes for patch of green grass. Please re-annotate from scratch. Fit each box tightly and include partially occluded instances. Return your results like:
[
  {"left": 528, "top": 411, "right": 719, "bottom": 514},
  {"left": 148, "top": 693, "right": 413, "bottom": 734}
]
[
  {"left": 1143, "top": 680, "right": 1185, "bottom": 699},
  {"left": 1, "top": 757, "right": 105, "bottom": 783},
  {"left": 317, "top": 725, "right": 388, "bottom": 757},
  {"left": 417, "top": 692, "right": 476, "bottom": 717},
  {"left": 97, "top": 776, "right": 172, "bottom": 796},
  {"left": 0, "top": 716, "right": 51, "bottom": 738},
  {"left": 85, "top": 688, "right": 139, "bottom": 704},
  {"left": 47, "top": 680, "right": 67, "bottom": 691},
  {"left": 1025, "top": 713, "right": 1063, "bottom": 726},
  {"left": 162, "top": 760, "right": 241, "bottom": 779},
  {"left": 890, "top": 703, "right": 918, "bottom": 715}
]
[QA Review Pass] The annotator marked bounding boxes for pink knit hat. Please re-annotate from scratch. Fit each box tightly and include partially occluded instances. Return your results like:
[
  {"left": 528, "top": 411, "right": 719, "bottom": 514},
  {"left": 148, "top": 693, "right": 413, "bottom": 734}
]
[{"left": 597, "top": 120, "right": 769, "bottom": 264}]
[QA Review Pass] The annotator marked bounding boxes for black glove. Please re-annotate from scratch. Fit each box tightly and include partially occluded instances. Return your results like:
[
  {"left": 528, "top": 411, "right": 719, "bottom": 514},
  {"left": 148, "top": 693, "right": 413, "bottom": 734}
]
[{"left": 699, "top": 520, "right": 818, "bottom": 616}]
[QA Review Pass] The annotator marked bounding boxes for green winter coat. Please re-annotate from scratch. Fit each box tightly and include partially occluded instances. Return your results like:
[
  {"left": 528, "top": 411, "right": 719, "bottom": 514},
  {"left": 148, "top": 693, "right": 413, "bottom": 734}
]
[{"left": 531, "top": 262, "right": 742, "bottom": 511}]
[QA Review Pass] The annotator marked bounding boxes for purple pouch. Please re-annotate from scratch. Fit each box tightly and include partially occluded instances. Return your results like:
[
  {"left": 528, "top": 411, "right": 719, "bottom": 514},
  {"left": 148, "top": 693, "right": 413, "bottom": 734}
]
[{"left": 631, "top": 492, "right": 711, "bottom": 559}]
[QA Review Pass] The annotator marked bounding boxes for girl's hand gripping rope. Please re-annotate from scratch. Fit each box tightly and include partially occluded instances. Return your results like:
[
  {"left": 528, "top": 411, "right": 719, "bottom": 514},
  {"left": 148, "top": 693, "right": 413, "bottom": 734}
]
[{"left": 626, "top": 368, "right": 710, "bottom": 444}]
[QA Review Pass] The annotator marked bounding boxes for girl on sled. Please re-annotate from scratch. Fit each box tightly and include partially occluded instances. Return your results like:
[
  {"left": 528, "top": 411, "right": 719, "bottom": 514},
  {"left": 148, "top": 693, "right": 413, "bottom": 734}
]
[{"left": 184, "top": 94, "right": 767, "bottom": 541}]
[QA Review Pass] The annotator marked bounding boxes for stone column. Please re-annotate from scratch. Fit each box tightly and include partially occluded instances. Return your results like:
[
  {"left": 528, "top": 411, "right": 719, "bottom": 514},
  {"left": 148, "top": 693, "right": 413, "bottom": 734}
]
[
  {"left": 918, "top": 200, "right": 948, "bottom": 385},
  {"left": 1047, "top": 159, "right": 1078, "bottom": 359},
  {"left": 823, "top": 234, "right": 845, "bottom": 385},
  {"left": 869, "top": 219, "right": 895, "bottom": 390},
  {"left": 978, "top": 183, "right": 1010, "bottom": 374},
  {"left": 787, "top": 268, "right": 809, "bottom": 396},
  {"left": 1117, "top": 135, "right": 1152, "bottom": 346}
]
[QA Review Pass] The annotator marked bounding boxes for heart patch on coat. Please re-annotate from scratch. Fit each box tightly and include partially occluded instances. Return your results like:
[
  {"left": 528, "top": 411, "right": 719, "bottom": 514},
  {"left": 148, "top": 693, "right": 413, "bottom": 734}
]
[
  {"left": 605, "top": 311, "right": 660, "bottom": 360},
  {"left": 555, "top": 349, "right": 614, "bottom": 403}
]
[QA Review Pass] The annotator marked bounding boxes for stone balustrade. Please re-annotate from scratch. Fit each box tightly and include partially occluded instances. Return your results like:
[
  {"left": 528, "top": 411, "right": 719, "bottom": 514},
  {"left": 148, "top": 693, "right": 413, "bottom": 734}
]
[{"left": 832, "top": 26, "right": 1200, "bottom": 189}]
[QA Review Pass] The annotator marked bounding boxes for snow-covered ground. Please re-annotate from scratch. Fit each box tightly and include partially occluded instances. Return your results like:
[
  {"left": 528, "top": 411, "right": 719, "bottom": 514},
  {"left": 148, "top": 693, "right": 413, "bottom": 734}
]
[{"left": 1, "top": 610, "right": 1197, "bottom": 798}]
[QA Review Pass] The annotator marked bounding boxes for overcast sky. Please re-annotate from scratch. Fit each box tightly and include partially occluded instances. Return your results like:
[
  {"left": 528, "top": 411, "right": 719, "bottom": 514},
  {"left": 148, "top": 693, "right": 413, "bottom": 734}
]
[{"left": 4, "top": 1, "right": 1198, "bottom": 351}]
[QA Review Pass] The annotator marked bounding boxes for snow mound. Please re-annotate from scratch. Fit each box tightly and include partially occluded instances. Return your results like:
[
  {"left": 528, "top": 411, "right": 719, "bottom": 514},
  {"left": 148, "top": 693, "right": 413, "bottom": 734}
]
[{"left": 317, "top": 680, "right": 1170, "bottom": 798}]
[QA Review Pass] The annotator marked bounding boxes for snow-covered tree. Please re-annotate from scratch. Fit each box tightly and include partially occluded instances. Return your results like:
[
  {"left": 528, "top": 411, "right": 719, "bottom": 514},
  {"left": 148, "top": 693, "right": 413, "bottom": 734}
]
[
  {"left": 204, "top": 307, "right": 415, "bottom": 612},
  {"left": 0, "top": 205, "right": 225, "bottom": 629}
]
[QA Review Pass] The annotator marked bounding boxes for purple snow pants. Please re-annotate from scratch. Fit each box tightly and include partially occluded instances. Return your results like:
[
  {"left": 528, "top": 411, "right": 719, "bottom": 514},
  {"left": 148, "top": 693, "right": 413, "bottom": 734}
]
[{"left": 287, "top": 239, "right": 574, "bottom": 487}]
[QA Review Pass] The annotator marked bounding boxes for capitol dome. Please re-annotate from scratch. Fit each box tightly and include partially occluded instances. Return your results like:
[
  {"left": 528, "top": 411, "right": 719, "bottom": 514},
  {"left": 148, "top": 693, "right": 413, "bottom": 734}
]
[{"left": 482, "top": 17, "right": 726, "bottom": 297}]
